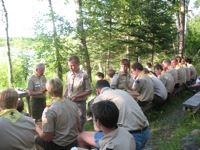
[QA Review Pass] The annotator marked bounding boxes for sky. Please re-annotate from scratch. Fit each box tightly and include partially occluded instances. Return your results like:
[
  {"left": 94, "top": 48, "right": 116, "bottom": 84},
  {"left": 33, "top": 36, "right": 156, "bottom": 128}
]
[
  {"left": 0, "top": 0, "right": 199, "bottom": 38},
  {"left": 0, "top": 0, "right": 76, "bottom": 37}
]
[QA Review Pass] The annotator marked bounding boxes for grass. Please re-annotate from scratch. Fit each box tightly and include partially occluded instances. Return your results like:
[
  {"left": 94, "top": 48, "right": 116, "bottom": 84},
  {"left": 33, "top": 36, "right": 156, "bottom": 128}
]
[
  {"left": 83, "top": 89, "right": 200, "bottom": 149},
  {"left": 143, "top": 90, "right": 200, "bottom": 149}
]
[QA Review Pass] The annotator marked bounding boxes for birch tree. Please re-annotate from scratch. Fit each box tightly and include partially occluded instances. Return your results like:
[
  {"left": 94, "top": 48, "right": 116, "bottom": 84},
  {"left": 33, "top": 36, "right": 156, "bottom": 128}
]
[
  {"left": 1, "top": 0, "right": 13, "bottom": 87},
  {"left": 48, "top": 0, "right": 63, "bottom": 80},
  {"left": 74, "top": 0, "right": 92, "bottom": 80}
]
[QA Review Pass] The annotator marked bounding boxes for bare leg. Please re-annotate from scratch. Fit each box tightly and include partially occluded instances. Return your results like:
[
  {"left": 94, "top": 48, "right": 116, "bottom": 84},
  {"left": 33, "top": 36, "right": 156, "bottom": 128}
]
[{"left": 77, "top": 131, "right": 96, "bottom": 148}]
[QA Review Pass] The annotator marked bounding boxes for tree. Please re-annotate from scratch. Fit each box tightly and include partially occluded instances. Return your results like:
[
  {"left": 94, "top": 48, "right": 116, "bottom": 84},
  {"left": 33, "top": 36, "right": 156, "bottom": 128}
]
[
  {"left": 74, "top": 0, "right": 92, "bottom": 81},
  {"left": 33, "top": 1, "right": 74, "bottom": 80},
  {"left": 179, "top": 0, "right": 185, "bottom": 58},
  {"left": 185, "top": 14, "right": 200, "bottom": 57},
  {"left": 1, "top": 0, "right": 13, "bottom": 87},
  {"left": 48, "top": 0, "right": 62, "bottom": 80}
]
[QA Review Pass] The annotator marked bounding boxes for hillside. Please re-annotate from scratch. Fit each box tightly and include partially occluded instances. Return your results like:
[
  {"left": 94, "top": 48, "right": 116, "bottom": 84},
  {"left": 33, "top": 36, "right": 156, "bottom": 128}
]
[
  {"left": 84, "top": 89, "right": 200, "bottom": 150},
  {"left": 145, "top": 90, "right": 200, "bottom": 150}
]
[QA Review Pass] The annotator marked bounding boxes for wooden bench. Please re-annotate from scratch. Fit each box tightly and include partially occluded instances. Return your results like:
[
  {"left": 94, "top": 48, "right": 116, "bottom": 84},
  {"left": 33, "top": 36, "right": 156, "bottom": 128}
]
[
  {"left": 187, "top": 84, "right": 200, "bottom": 93},
  {"left": 183, "top": 91, "right": 200, "bottom": 113}
]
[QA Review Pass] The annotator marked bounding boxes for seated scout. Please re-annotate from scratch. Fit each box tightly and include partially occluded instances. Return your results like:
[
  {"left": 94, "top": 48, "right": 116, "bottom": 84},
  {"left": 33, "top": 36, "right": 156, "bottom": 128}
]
[
  {"left": 92, "top": 100, "right": 136, "bottom": 150},
  {"left": 78, "top": 80, "right": 149, "bottom": 150},
  {"left": 131, "top": 62, "right": 154, "bottom": 106},
  {"left": 144, "top": 68, "right": 168, "bottom": 108},
  {"left": 106, "top": 68, "right": 115, "bottom": 84},
  {"left": 110, "top": 58, "right": 134, "bottom": 91},
  {"left": 17, "top": 99, "right": 30, "bottom": 116},
  {"left": 154, "top": 64, "right": 174, "bottom": 95},
  {"left": 35, "top": 78, "right": 82, "bottom": 150},
  {"left": 87, "top": 72, "right": 105, "bottom": 120},
  {"left": 0, "top": 88, "right": 35, "bottom": 150}
]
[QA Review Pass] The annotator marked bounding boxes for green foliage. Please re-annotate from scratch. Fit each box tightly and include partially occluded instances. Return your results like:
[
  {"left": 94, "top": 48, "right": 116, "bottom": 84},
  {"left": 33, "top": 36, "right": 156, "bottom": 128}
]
[
  {"left": 194, "top": 0, "right": 200, "bottom": 7},
  {"left": 0, "top": 62, "right": 9, "bottom": 89},
  {"left": 81, "top": 0, "right": 178, "bottom": 74},
  {"left": 185, "top": 14, "right": 200, "bottom": 63},
  {"left": 33, "top": 12, "right": 78, "bottom": 80}
]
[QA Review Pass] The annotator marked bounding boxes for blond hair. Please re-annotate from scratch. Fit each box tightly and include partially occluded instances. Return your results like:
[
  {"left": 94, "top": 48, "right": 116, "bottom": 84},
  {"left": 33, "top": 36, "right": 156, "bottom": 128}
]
[
  {"left": 0, "top": 88, "right": 19, "bottom": 109},
  {"left": 46, "top": 78, "right": 63, "bottom": 97}
]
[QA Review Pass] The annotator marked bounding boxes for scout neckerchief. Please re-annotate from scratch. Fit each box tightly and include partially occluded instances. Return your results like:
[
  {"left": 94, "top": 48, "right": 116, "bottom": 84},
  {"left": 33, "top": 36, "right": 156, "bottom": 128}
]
[
  {"left": 168, "top": 66, "right": 174, "bottom": 70},
  {"left": 0, "top": 109, "right": 21, "bottom": 123},
  {"left": 51, "top": 96, "right": 64, "bottom": 102},
  {"left": 34, "top": 72, "right": 43, "bottom": 86},
  {"left": 71, "top": 74, "right": 76, "bottom": 92},
  {"left": 70, "top": 70, "right": 80, "bottom": 93},
  {"left": 137, "top": 70, "right": 144, "bottom": 79},
  {"left": 161, "top": 70, "right": 165, "bottom": 75}
]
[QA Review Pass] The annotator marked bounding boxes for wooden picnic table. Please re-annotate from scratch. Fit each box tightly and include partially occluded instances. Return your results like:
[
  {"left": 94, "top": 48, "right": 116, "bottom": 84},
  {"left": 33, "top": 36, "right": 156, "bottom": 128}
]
[{"left": 17, "top": 90, "right": 31, "bottom": 115}]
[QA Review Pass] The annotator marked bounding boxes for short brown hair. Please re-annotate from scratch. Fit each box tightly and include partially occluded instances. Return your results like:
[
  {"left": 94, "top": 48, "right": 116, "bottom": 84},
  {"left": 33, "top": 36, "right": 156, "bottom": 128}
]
[
  {"left": 0, "top": 88, "right": 18, "bottom": 109},
  {"left": 131, "top": 62, "right": 143, "bottom": 71},
  {"left": 120, "top": 58, "right": 130, "bottom": 68},
  {"left": 107, "top": 69, "right": 115, "bottom": 78},
  {"left": 68, "top": 56, "right": 80, "bottom": 64}
]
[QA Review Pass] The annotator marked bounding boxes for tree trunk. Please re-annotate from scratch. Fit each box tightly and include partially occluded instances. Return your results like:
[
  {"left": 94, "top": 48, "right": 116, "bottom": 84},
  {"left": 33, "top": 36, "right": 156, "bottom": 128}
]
[
  {"left": 48, "top": 0, "right": 62, "bottom": 80},
  {"left": 151, "top": 51, "right": 154, "bottom": 65},
  {"left": 175, "top": 12, "right": 180, "bottom": 53},
  {"left": 106, "top": 17, "right": 112, "bottom": 74},
  {"left": 1, "top": 0, "right": 13, "bottom": 87},
  {"left": 179, "top": 0, "right": 185, "bottom": 58},
  {"left": 74, "top": 0, "right": 92, "bottom": 81},
  {"left": 98, "top": 63, "right": 103, "bottom": 73}
]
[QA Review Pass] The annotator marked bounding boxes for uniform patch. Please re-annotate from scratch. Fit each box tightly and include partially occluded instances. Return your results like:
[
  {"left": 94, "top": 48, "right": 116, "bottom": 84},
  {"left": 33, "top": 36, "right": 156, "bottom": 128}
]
[
  {"left": 135, "top": 80, "right": 140, "bottom": 84},
  {"left": 42, "top": 107, "right": 50, "bottom": 118}
]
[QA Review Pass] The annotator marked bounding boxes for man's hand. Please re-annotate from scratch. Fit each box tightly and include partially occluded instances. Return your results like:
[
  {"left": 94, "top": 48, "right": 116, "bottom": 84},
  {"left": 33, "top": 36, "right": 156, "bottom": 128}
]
[{"left": 71, "top": 95, "right": 78, "bottom": 102}]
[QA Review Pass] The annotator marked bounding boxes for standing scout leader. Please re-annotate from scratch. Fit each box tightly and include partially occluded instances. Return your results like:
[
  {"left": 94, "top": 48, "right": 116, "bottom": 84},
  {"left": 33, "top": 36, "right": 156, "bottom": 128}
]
[
  {"left": 64, "top": 56, "right": 92, "bottom": 129},
  {"left": 27, "top": 63, "right": 47, "bottom": 122}
]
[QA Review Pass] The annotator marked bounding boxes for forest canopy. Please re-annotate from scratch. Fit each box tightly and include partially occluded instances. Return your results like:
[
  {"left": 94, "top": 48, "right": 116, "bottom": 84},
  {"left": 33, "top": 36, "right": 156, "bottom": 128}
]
[{"left": 0, "top": 0, "right": 200, "bottom": 88}]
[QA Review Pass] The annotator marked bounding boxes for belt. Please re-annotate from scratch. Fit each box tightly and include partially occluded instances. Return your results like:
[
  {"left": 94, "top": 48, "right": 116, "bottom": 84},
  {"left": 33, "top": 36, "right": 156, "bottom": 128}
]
[{"left": 129, "top": 127, "right": 148, "bottom": 134}]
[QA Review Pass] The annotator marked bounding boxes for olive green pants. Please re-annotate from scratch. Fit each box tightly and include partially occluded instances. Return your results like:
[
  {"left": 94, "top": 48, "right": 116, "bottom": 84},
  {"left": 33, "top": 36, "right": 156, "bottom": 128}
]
[{"left": 30, "top": 97, "right": 46, "bottom": 122}]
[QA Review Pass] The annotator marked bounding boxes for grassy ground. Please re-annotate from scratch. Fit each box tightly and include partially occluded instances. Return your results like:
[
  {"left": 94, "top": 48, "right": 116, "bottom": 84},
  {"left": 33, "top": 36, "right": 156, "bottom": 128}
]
[
  {"left": 146, "top": 90, "right": 200, "bottom": 150},
  {"left": 83, "top": 89, "right": 200, "bottom": 150}
]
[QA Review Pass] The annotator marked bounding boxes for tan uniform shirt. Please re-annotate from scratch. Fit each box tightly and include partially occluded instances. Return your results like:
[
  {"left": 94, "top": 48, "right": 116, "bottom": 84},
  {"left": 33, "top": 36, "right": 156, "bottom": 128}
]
[
  {"left": 94, "top": 87, "right": 149, "bottom": 131},
  {"left": 149, "top": 74, "right": 168, "bottom": 100},
  {"left": 66, "top": 70, "right": 91, "bottom": 101},
  {"left": 187, "top": 64, "right": 197, "bottom": 80},
  {"left": 159, "top": 72, "right": 174, "bottom": 94},
  {"left": 99, "top": 127, "right": 136, "bottom": 150},
  {"left": 166, "top": 67, "right": 178, "bottom": 84},
  {"left": 132, "top": 73, "right": 154, "bottom": 102},
  {"left": 183, "top": 65, "right": 191, "bottom": 82},
  {"left": 42, "top": 98, "right": 80, "bottom": 146},
  {"left": 27, "top": 74, "right": 46, "bottom": 98},
  {"left": 175, "top": 65, "right": 186, "bottom": 86},
  {"left": 0, "top": 109, "right": 35, "bottom": 150},
  {"left": 110, "top": 71, "right": 134, "bottom": 91}
]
